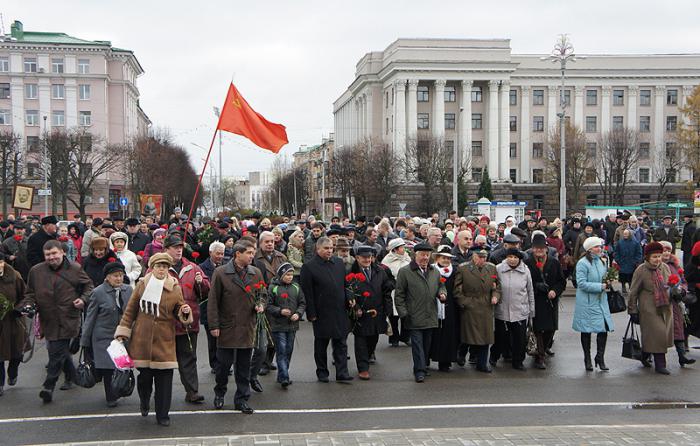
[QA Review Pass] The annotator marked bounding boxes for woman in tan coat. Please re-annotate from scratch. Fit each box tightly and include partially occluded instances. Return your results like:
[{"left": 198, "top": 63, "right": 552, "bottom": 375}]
[
  {"left": 115, "top": 253, "right": 192, "bottom": 426},
  {"left": 627, "top": 242, "right": 674, "bottom": 375},
  {"left": 0, "top": 254, "right": 27, "bottom": 397}
]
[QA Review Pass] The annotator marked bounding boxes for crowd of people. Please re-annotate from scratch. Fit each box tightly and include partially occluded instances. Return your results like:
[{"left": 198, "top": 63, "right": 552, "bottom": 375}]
[{"left": 0, "top": 207, "right": 699, "bottom": 426}]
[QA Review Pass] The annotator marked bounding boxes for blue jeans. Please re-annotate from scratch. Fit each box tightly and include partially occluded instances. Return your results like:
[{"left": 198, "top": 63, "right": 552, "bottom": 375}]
[
  {"left": 272, "top": 331, "right": 296, "bottom": 383},
  {"left": 410, "top": 329, "right": 432, "bottom": 378}
]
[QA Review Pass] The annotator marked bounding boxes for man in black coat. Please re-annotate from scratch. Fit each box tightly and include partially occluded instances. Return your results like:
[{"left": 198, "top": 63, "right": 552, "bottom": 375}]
[
  {"left": 26, "top": 216, "right": 58, "bottom": 267},
  {"left": 681, "top": 214, "right": 696, "bottom": 268},
  {"left": 300, "top": 236, "right": 354, "bottom": 382},
  {"left": 125, "top": 218, "right": 150, "bottom": 254}
]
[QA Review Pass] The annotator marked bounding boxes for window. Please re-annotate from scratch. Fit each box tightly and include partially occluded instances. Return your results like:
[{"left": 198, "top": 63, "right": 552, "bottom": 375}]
[
  {"left": 79, "top": 134, "right": 92, "bottom": 150},
  {"left": 639, "top": 168, "right": 650, "bottom": 183},
  {"left": 444, "top": 113, "right": 455, "bottom": 129},
  {"left": 586, "top": 89, "right": 597, "bottom": 106},
  {"left": 27, "top": 162, "right": 40, "bottom": 179},
  {"left": 533, "top": 89, "right": 544, "bottom": 105},
  {"left": 471, "top": 86, "right": 482, "bottom": 102},
  {"left": 640, "top": 116, "right": 651, "bottom": 132},
  {"left": 0, "top": 84, "right": 9, "bottom": 99},
  {"left": 0, "top": 110, "right": 9, "bottom": 125},
  {"left": 585, "top": 169, "right": 597, "bottom": 184},
  {"left": 472, "top": 167, "right": 483, "bottom": 182},
  {"left": 51, "top": 58, "right": 64, "bottom": 74},
  {"left": 444, "top": 86, "right": 456, "bottom": 102},
  {"left": 509, "top": 142, "right": 517, "bottom": 158},
  {"left": 563, "top": 90, "right": 571, "bottom": 106},
  {"left": 533, "top": 116, "right": 544, "bottom": 132},
  {"left": 52, "top": 84, "right": 65, "bottom": 99},
  {"left": 613, "top": 116, "right": 624, "bottom": 130},
  {"left": 586, "top": 194, "right": 598, "bottom": 205},
  {"left": 0, "top": 58, "right": 8, "bottom": 72},
  {"left": 509, "top": 116, "right": 517, "bottom": 132},
  {"left": 639, "top": 142, "right": 650, "bottom": 159},
  {"left": 26, "top": 136, "right": 40, "bottom": 152},
  {"left": 25, "top": 110, "right": 39, "bottom": 126},
  {"left": 510, "top": 169, "right": 517, "bottom": 182},
  {"left": 417, "top": 86, "right": 429, "bottom": 102},
  {"left": 79, "top": 163, "right": 93, "bottom": 182},
  {"left": 24, "top": 58, "right": 37, "bottom": 73},
  {"left": 640, "top": 194, "right": 651, "bottom": 203},
  {"left": 509, "top": 89, "right": 517, "bottom": 106},
  {"left": 385, "top": 117, "right": 388, "bottom": 135},
  {"left": 79, "top": 84, "right": 90, "bottom": 100},
  {"left": 385, "top": 91, "right": 388, "bottom": 109},
  {"left": 613, "top": 89, "right": 624, "bottom": 106},
  {"left": 532, "top": 142, "right": 544, "bottom": 158},
  {"left": 586, "top": 142, "right": 596, "bottom": 158},
  {"left": 667, "top": 89, "right": 678, "bottom": 106},
  {"left": 25, "top": 84, "right": 37, "bottom": 99},
  {"left": 533, "top": 194, "right": 545, "bottom": 209},
  {"left": 640, "top": 89, "right": 651, "bottom": 106},
  {"left": 52, "top": 110, "right": 65, "bottom": 126},
  {"left": 666, "top": 116, "right": 677, "bottom": 132},
  {"left": 666, "top": 168, "right": 677, "bottom": 183},
  {"left": 417, "top": 113, "right": 429, "bottom": 129},
  {"left": 532, "top": 169, "right": 544, "bottom": 184},
  {"left": 472, "top": 141, "right": 483, "bottom": 157},
  {"left": 78, "top": 59, "right": 90, "bottom": 74},
  {"left": 79, "top": 111, "right": 92, "bottom": 126},
  {"left": 472, "top": 113, "right": 482, "bottom": 129},
  {"left": 585, "top": 116, "right": 597, "bottom": 132}
]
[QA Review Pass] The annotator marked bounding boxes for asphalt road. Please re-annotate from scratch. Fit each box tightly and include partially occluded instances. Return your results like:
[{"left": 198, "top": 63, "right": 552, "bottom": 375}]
[{"left": 2, "top": 291, "right": 700, "bottom": 445}]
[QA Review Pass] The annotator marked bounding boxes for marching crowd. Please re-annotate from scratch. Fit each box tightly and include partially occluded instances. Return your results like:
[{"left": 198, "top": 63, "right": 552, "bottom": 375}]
[{"left": 0, "top": 207, "right": 700, "bottom": 426}]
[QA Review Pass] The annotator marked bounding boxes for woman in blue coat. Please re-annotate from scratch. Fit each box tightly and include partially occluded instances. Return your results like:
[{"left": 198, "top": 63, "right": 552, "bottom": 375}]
[{"left": 572, "top": 236, "right": 614, "bottom": 372}]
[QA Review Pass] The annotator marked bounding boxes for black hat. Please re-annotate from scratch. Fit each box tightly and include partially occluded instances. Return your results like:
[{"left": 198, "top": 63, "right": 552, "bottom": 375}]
[
  {"left": 663, "top": 215, "right": 673, "bottom": 220},
  {"left": 505, "top": 248, "right": 524, "bottom": 259},
  {"left": 330, "top": 224, "right": 342, "bottom": 230},
  {"left": 295, "top": 219, "right": 307, "bottom": 225},
  {"left": 620, "top": 214, "right": 630, "bottom": 221},
  {"left": 92, "top": 217, "right": 104, "bottom": 226},
  {"left": 356, "top": 216, "right": 367, "bottom": 223},
  {"left": 584, "top": 221, "right": 595, "bottom": 229},
  {"left": 356, "top": 245, "right": 376, "bottom": 257},
  {"left": 531, "top": 233, "right": 548, "bottom": 248},
  {"left": 0, "top": 221, "right": 9, "bottom": 229},
  {"left": 103, "top": 261, "right": 126, "bottom": 277},
  {"left": 113, "top": 216, "right": 124, "bottom": 222},
  {"left": 510, "top": 227, "right": 527, "bottom": 238},
  {"left": 125, "top": 217, "right": 140, "bottom": 226},
  {"left": 246, "top": 225, "right": 259, "bottom": 234},
  {"left": 413, "top": 242, "right": 433, "bottom": 253},
  {"left": 503, "top": 233, "right": 520, "bottom": 244},
  {"left": 326, "top": 228, "right": 342, "bottom": 237},
  {"left": 148, "top": 223, "right": 160, "bottom": 230},
  {"left": 276, "top": 262, "right": 294, "bottom": 278},
  {"left": 163, "top": 234, "right": 184, "bottom": 248},
  {"left": 217, "top": 222, "right": 230, "bottom": 230},
  {"left": 41, "top": 216, "right": 58, "bottom": 225},
  {"left": 572, "top": 218, "right": 581, "bottom": 224}
]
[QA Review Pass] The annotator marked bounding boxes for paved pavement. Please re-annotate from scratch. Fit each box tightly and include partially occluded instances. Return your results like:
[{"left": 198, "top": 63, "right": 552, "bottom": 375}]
[{"left": 2, "top": 291, "right": 700, "bottom": 445}]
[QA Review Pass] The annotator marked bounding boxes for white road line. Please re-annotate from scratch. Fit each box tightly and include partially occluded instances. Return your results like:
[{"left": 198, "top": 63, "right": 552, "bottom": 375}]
[{"left": 0, "top": 401, "right": 698, "bottom": 424}]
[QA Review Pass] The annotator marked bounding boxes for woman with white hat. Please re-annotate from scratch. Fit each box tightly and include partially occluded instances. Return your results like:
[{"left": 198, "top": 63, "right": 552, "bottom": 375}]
[
  {"left": 110, "top": 232, "right": 142, "bottom": 288},
  {"left": 428, "top": 245, "right": 460, "bottom": 372},
  {"left": 572, "top": 236, "right": 614, "bottom": 372},
  {"left": 381, "top": 238, "right": 411, "bottom": 347}
]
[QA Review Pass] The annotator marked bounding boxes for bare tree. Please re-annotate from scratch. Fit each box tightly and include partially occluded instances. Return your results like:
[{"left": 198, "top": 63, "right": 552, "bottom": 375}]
[
  {"left": 366, "top": 140, "right": 399, "bottom": 215},
  {"left": 41, "top": 130, "right": 72, "bottom": 216},
  {"left": 0, "top": 131, "right": 22, "bottom": 217},
  {"left": 650, "top": 141, "right": 684, "bottom": 202},
  {"left": 678, "top": 85, "right": 700, "bottom": 183},
  {"left": 544, "top": 122, "right": 592, "bottom": 212},
  {"left": 596, "top": 127, "right": 641, "bottom": 205}
]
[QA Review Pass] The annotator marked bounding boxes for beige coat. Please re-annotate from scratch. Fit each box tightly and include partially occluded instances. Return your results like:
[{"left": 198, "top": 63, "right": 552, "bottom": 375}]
[
  {"left": 453, "top": 261, "right": 500, "bottom": 345},
  {"left": 627, "top": 262, "right": 673, "bottom": 353}
]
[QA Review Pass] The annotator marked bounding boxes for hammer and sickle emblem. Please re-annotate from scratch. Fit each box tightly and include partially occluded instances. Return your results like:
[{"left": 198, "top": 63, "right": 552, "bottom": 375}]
[{"left": 231, "top": 96, "right": 242, "bottom": 108}]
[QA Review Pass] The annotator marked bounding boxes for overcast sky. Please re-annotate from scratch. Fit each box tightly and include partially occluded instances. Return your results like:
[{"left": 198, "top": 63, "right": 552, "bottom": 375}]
[{"left": 4, "top": 0, "right": 700, "bottom": 178}]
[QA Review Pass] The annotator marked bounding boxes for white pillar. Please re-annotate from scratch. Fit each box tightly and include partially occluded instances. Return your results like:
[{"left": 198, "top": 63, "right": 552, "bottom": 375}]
[
  {"left": 460, "top": 80, "right": 473, "bottom": 173},
  {"left": 393, "top": 79, "right": 407, "bottom": 161},
  {"left": 351, "top": 100, "right": 357, "bottom": 145},
  {"left": 406, "top": 79, "right": 418, "bottom": 140},
  {"left": 487, "top": 80, "right": 500, "bottom": 178},
  {"left": 65, "top": 79, "right": 78, "bottom": 128},
  {"left": 366, "top": 90, "right": 373, "bottom": 139},
  {"left": 520, "top": 86, "right": 531, "bottom": 182},
  {"left": 601, "top": 86, "right": 612, "bottom": 135},
  {"left": 654, "top": 85, "right": 666, "bottom": 157},
  {"left": 627, "top": 85, "right": 638, "bottom": 130},
  {"left": 574, "top": 86, "right": 584, "bottom": 129},
  {"left": 433, "top": 79, "right": 446, "bottom": 139},
  {"left": 547, "top": 86, "right": 558, "bottom": 133},
  {"left": 10, "top": 78, "right": 24, "bottom": 140},
  {"left": 360, "top": 95, "right": 366, "bottom": 140},
  {"left": 499, "top": 81, "right": 511, "bottom": 180}
]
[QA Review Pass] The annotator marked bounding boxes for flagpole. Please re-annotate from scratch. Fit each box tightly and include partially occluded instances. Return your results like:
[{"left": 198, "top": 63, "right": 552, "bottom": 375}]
[{"left": 186, "top": 129, "right": 219, "bottom": 223}]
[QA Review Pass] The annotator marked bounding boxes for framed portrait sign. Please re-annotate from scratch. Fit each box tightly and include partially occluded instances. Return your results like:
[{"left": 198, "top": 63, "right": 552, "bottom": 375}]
[{"left": 13, "top": 184, "right": 35, "bottom": 210}]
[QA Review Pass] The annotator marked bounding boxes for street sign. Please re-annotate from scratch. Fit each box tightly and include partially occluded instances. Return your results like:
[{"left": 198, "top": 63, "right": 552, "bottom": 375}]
[
  {"left": 37, "top": 189, "right": 52, "bottom": 196},
  {"left": 668, "top": 202, "right": 688, "bottom": 208},
  {"left": 334, "top": 203, "right": 342, "bottom": 212},
  {"left": 120, "top": 197, "right": 128, "bottom": 207},
  {"left": 399, "top": 202, "right": 407, "bottom": 211}
]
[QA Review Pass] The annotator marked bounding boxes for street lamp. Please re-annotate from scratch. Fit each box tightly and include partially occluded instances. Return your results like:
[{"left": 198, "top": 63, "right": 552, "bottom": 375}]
[
  {"left": 42, "top": 115, "right": 48, "bottom": 216},
  {"left": 542, "top": 34, "right": 585, "bottom": 218}
]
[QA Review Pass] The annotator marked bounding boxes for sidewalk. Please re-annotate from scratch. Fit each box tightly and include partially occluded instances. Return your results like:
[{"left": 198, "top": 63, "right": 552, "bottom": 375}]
[{"left": 53, "top": 424, "right": 700, "bottom": 445}]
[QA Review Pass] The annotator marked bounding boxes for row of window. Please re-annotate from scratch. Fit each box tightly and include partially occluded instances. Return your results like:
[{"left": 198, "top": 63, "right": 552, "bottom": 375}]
[
  {"left": 0, "top": 57, "right": 90, "bottom": 74},
  {"left": 0, "top": 110, "right": 92, "bottom": 126},
  {"left": 0, "top": 83, "right": 91, "bottom": 100},
  {"left": 470, "top": 166, "right": 678, "bottom": 184},
  {"left": 469, "top": 140, "right": 673, "bottom": 161}
]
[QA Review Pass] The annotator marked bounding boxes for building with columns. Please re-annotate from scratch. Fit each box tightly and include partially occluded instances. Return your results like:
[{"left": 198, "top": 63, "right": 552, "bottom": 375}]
[{"left": 333, "top": 38, "right": 700, "bottom": 215}]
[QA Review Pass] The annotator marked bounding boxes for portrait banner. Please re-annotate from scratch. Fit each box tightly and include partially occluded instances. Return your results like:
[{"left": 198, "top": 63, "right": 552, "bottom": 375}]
[
  {"left": 140, "top": 194, "right": 163, "bottom": 218},
  {"left": 13, "top": 185, "right": 34, "bottom": 210}
]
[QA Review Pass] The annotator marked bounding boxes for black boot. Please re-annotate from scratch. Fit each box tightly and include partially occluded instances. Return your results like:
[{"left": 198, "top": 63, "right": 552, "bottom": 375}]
[
  {"left": 581, "top": 333, "right": 593, "bottom": 371},
  {"left": 676, "top": 341, "right": 696, "bottom": 367},
  {"left": 595, "top": 332, "right": 609, "bottom": 371}
]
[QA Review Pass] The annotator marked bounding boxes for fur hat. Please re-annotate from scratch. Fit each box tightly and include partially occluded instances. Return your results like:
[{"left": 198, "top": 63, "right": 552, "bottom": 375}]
[
  {"left": 582, "top": 236, "right": 604, "bottom": 252},
  {"left": 90, "top": 237, "right": 109, "bottom": 250},
  {"left": 644, "top": 241, "right": 664, "bottom": 257}
]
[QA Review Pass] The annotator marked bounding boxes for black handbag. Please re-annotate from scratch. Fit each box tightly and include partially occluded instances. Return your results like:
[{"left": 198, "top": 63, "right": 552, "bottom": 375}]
[
  {"left": 110, "top": 369, "right": 135, "bottom": 398},
  {"left": 607, "top": 289, "right": 627, "bottom": 314},
  {"left": 75, "top": 348, "right": 96, "bottom": 388},
  {"left": 622, "top": 318, "right": 643, "bottom": 360}
]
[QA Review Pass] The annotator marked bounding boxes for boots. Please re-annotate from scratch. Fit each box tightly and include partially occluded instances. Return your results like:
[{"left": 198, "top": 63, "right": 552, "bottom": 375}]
[
  {"left": 676, "top": 341, "right": 696, "bottom": 367},
  {"left": 653, "top": 353, "right": 670, "bottom": 375},
  {"left": 595, "top": 332, "right": 609, "bottom": 371},
  {"left": 581, "top": 333, "right": 593, "bottom": 371}
]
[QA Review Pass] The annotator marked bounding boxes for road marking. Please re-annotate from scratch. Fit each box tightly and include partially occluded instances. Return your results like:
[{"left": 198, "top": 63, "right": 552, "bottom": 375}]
[{"left": 0, "top": 401, "right": 699, "bottom": 425}]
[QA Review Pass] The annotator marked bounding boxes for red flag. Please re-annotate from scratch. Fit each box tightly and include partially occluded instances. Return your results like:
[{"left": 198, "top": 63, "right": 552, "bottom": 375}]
[{"left": 216, "top": 83, "right": 288, "bottom": 153}]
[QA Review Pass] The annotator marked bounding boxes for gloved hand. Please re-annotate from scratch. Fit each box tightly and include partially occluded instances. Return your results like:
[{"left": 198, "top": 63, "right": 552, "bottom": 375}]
[{"left": 630, "top": 313, "right": 640, "bottom": 325}]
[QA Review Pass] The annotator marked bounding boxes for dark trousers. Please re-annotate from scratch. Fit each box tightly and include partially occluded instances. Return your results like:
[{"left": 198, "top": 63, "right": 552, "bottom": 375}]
[
  {"left": 175, "top": 333, "right": 199, "bottom": 395},
  {"left": 388, "top": 316, "right": 409, "bottom": 344},
  {"left": 410, "top": 329, "right": 432, "bottom": 377},
  {"left": 491, "top": 319, "right": 527, "bottom": 367},
  {"left": 204, "top": 325, "right": 219, "bottom": 372},
  {"left": 215, "top": 348, "right": 252, "bottom": 406},
  {"left": 44, "top": 339, "right": 76, "bottom": 390},
  {"left": 313, "top": 336, "right": 349, "bottom": 380},
  {"left": 137, "top": 368, "right": 173, "bottom": 422},
  {"left": 354, "top": 334, "right": 379, "bottom": 372},
  {"left": 471, "top": 345, "right": 490, "bottom": 369},
  {"left": 96, "top": 368, "right": 117, "bottom": 403},
  {"left": 535, "top": 330, "right": 555, "bottom": 361},
  {"left": 0, "top": 359, "right": 20, "bottom": 386},
  {"left": 272, "top": 331, "right": 296, "bottom": 382},
  {"left": 250, "top": 332, "right": 274, "bottom": 379}
]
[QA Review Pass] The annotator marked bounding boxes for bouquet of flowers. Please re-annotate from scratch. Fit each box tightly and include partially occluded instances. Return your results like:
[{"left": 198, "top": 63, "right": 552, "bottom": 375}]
[
  {"left": 247, "top": 281, "right": 273, "bottom": 349},
  {"left": 603, "top": 262, "right": 619, "bottom": 283},
  {"left": 345, "top": 272, "right": 367, "bottom": 324}
]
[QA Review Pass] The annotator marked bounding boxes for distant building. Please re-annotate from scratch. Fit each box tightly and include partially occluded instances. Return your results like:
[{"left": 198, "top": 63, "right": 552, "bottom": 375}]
[
  {"left": 292, "top": 135, "right": 335, "bottom": 217},
  {"left": 230, "top": 171, "right": 271, "bottom": 210}
]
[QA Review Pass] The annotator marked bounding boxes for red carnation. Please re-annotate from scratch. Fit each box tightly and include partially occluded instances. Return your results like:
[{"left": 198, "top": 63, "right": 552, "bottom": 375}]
[
  {"left": 254, "top": 283, "right": 261, "bottom": 290},
  {"left": 604, "top": 245, "right": 610, "bottom": 251},
  {"left": 281, "top": 293, "right": 289, "bottom": 299},
  {"left": 137, "top": 251, "right": 145, "bottom": 257},
  {"left": 191, "top": 252, "right": 200, "bottom": 259},
  {"left": 439, "top": 277, "right": 447, "bottom": 283},
  {"left": 443, "top": 267, "right": 450, "bottom": 273},
  {"left": 245, "top": 285, "right": 252, "bottom": 293},
  {"left": 258, "top": 280, "right": 267, "bottom": 288},
  {"left": 357, "top": 273, "right": 366, "bottom": 282},
  {"left": 161, "top": 224, "right": 168, "bottom": 229},
  {"left": 184, "top": 283, "right": 193, "bottom": 289},
  {"left": 362, "top": 291, "right": 371, "bottom": 297},
  {"left": 613, "top": 262, "right": 621, "bottom": 271},
  {"left": 13, "top": 235, "right": 22, "bottom": 241},
  {"left": 491, "top": 275, "right": 498, "bottom": 280},
  {"left": 535, "top": 261, "right": 544, "bottom": 269},
  {"left": 668, "top": 274, "right": 680, "bottom": 286},
  {"left": 107, "top": 257, "right": 116, "bottom": 263},
  {"left": 679, "top": 268, "right": 685, "bottom": 276}
]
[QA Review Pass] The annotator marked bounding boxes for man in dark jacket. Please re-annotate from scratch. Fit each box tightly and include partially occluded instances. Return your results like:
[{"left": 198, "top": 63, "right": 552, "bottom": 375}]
[
  {"left": 26, "top": 216, "right": 58, "bottom": 267},
  {"left": 303, "top": 223, "right": 324, "bottom": 263},
  {"left": 489, "top": 234, "right": 522, "bottom": 265},
  {"left": 126, "top": 218, "right": 150, "bottom": 254},
  {"left": 20, "top": 239, "right": 94, "bottom": 403},
  {"left": 300, "top": 236, "right": 354, "bottom": 383},
  {"left": 2, "top": 223, "right": 30, "bottom": 280},
  {"left": 451, "top": 230, "right": 473, "bottom": 265},
  {"left": 681, "top": 215, "right": 696, "bottom": 267},
  {"left": 653, "top": 215, "right": 681, "bottom": 245},
  {"left": 563, "top": 218, "right": 582, "bottom": 256},
  {"left": 199, "top": 241, "right": 225, "bottom": 375}
]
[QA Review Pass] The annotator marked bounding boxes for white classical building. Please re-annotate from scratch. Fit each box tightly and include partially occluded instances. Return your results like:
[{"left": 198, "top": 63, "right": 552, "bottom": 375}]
[{"left": 333, "top": 38, "right": 700, "bottom": 211}]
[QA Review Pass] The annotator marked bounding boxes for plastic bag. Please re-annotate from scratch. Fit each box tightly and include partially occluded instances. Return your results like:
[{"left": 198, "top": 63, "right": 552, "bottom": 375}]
[{"left": 107, "top": 339, "right": 134, "bottom": 370}]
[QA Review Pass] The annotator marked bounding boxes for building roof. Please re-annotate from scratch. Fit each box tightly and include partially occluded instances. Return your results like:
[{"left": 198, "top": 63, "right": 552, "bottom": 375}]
[{"left": 8, "top": 21, "right": 111, "bottom": 46}]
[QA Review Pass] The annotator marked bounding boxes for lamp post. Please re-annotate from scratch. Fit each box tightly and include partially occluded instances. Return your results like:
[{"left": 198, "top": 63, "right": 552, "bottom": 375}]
[
  {"left": 42, "top": 115, "right": 48, "bottom": 216},
  {"left": 213, "top": 106, "right": 223, "bottom": 214},
  {"left": 542, "top": 35, "right": 583, "bottom": 218}
]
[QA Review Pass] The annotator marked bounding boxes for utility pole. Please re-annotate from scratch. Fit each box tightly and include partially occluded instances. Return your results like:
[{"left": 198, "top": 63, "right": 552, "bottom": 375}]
[{"left": 321, "top": 147, "right": 327, "bottom": 222}]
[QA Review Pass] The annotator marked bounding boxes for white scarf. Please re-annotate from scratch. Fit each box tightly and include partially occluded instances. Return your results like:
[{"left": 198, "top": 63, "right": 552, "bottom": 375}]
[
  {"left": 140, "top": 276, "right": 165, "bottom": 317},
  {"left": 433, "top": 263, "right": 452, "bottom": 320}
]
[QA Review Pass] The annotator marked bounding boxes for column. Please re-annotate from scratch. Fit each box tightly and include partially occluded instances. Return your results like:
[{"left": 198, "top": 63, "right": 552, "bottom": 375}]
[
  {"left": 393, "top": 79, "right": 407, "bottom": 161},
  {"left": 601, "top": 86, "right": 612, "bottom": 134},
  {"left": 10, "top": 78, "right": 24, "bottom": 138},
  {"left": 406, "top": 79, "right": 418, "bottom": 140},
  {"left": 627, "top": 85, "right": 638, "bottom": 130},
  {"left": 520, "top": 86, "right": 531, "bottom": 182},
  {"left": 574, "top": 86, "right": 584, "bottom": 129},
  {"left": 365, "top": 89, "right": 373, "bottom": 139},
  {"left": 547, "top": 86, "right": 558, "bottom": 132},
  {"left": 65, "top": 78, "right": 78, "bottom": 128},
  {"left": 499, "top": 81, "right": 511, "bottom": 180},
  {"left": 459, "top": 80, "right": 473, "bottom": 173},
  {"left": 359, "top": 96, "right": 366, "bottom": 140},
  {"left": 487, "top": 80, "right": 500, "bottom": 178},
  {"left": 350, "top": 100, "right": 357, "bottom": 144},
  {"left": 38, "top": 78, "right": 50, "bottom": 127},
  {"left": 433, "top": 79, "right": 446, "bottom": 139},
  {"left": 654, "top": 85, "right": 666, "bottom": 156}
]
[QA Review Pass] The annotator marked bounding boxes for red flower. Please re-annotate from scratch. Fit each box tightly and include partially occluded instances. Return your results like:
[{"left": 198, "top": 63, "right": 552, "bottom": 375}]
[
  {"left": 345, "top": 273, "right": 354, "bottom": 282},
  {"left": 439, "top": 277, "right": 447, "bottom": 283},
  {"left": 184, "top": 283, "right": 193, "bottom": 290},
  {"left": 13, "top": 235, "right": 22, "bottom": 241},
  {"left": 613, "top": 262, "right": 621, "bottom": 271},
  {"left": 679, "top": 268, "right": 685, "bottom": 276},
  {"left": 668, "top": 274, "right": 680, "bottom": 286},
  {"left": 535, "top": 261, "right": 544, "bottom": 269},
  {"left": 245, "top": 285, "right": 252, "bottom": 293},
  {"left": 357, "top": 273, "right": 366, "bottom": 282},
  {"left": 258, "top": 280, "right": 267, "bottom": 288},
  {"left": 491, "top": 275, "right": 498, "bottom": 280},
  {"left": 107, "top": 257, "right": 116, "bottom": 263},
  {"left": 254, "top": 283, "right": 261, "bottom": 290},
  {"left": 137, "top": 251, "right": 145, "bottom": 257},
  {"left": 58, "top": 236, "right": 69, "bottom": 242},
  {"left": 443, "top": 267, "right": 450, "bottom": 273},
  {"left": 160, "top": 224, "right": 168, "bottom": 229},
  {"left": 281, "top": 293, "right": 289, "bottom": 299},
  {"left": 191, "top": 252, "right": 200, "bottom": 259},
  {"left": 362, "top": 291, "right": 371, "bottom": 297},
  {"left": 604, "top": 245, "right": 610, "bottom": 251}
]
